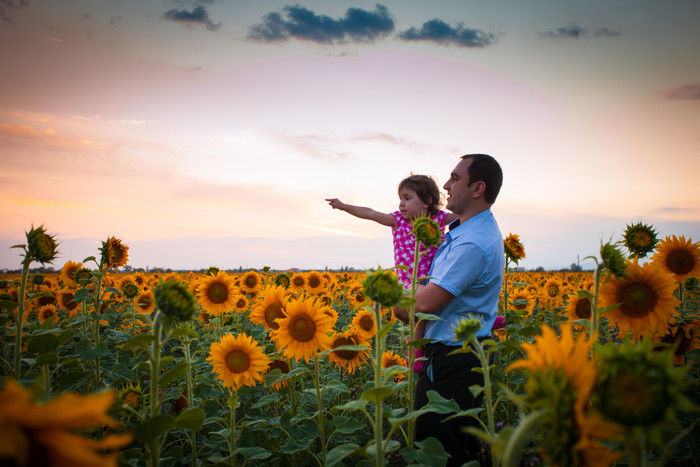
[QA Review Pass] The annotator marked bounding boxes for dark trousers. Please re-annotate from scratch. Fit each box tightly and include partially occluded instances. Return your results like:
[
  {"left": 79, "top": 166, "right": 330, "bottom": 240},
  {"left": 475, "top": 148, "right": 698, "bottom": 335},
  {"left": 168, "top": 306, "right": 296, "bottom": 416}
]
[{"left": 415, "top": 342, "right": 485, "bottom": 466}]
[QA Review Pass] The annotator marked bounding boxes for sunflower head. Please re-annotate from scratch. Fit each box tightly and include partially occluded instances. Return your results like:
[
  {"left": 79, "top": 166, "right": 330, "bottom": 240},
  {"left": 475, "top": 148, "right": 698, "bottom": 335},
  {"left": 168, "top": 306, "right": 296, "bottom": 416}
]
[
  {"left": 154, "top": 279, "right": 196, "bottom": 322},
  {"left": 600, "top": 241, "right": 628, "bottom": 279},
  {"left": 412, "top": 216, "right": 442, "bottom": 248},
  {"left": 264, "top": 359, "right": 291, "bottom": 390},
  {"left": 328, "top": 330, "right": 370, "bottom": 375},
  {"left": 37, "top": 304, "right": 59, "bottom": 324},
  {"left": 351, "top": 308, "right": 377, "bottom": 339},
  {"left": 207, "top": 333, "right": 271, "bottom": 391},
  {"left": 594, "top": 338, "right": 693, "bottom": 441},
  {"left": 504, "top": 232, "right": 526, "bottom": 264},
  {"left": 362, "top": 268, "right": 404, "bottom": 307},
  {"left": 100, "top": 236, "right": 129, "bottom": 269},
  {"left": 652, "top": 235, "right": 700, "bottom": 282},
  {"left": 240, "top": 270, "right": 263, "bottom": 294},
  {"left": 25, "top": 224, "right": 59, "bottom": 265},
  {"left": 599, "top": 260, "right": 679, "bottom": 341},
  {"left": 197, "top": 271, "right": 236, "bottom": 316},
  {"left": 270, "top": 297, "right": 334, "bottom": 362},
  {"left": 623, "top": 222, "right": 659, "bottom": 258}
]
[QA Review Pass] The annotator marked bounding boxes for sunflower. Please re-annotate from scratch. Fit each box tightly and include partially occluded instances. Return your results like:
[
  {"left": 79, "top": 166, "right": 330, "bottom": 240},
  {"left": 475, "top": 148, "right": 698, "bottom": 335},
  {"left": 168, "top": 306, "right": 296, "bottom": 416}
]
[
  {"left": 134, "top": 290, "right": 156, "bottom": 315},
  {"left": 270, "top": 296, "right": 334, "bottom": 362},
  {"left": 264, "top": 359, "right": 291, "bottom": 390},
  {"left": 540, "top": 279, "right": 564, "bottom": 309},
  {"left": 509, "top": 289, "right": 535, "bottom": 316},
  {"left": 290, "top": 272, "right": 307, "bottom": 292},
  {"left": 320, "top": 305, "right": 339, "bottom": 324},
  {"left": 37, "top": 304, "right": 59, "bottom": 324},
  {"left": 207, "top": 333, "right": 270, "bottom": 391},
  {"left": 231, "top": 294, "right": 249, "bottom": 313},
  {"left": 100, "top": 236, "right": 129, "bottom": 269},
  {"left": 33, "top": 288, "right": 57, "bottom": 309},
  {"left": 504, "top": 232, "right": 526, "bottom": 264},
  {"left": 655, "top": 323, "right": 699, "bottom": 365},
  {"left": 305, "top": 271, "right": 325, "bottom": 294},
  {"left": 652, "top": 235, "right": 700, "bottom": 282},
  {"left": 351, "top": 308, "right": 377, "bottom": 340},
  {"left": 508, "top": 324, "right": 622, "bottom": 465},
  {"left": 382, "top": 350, "right": 408, "bottom": 383},
  {"left": 622, "top": 222, "right": 659, "bottom": 258},
  {"left": 57, "top": 290, "right": 79, "bottom": 317},
  {"left": 0, "top": 379, "right": 132, "bottom": 467},
  {"left": 239, "top": 270, "right": 263, "bottom": 295},
  {"left": 328, "top": 330, "right": 371, "bottom": 375},
  {"left": 25, "top": 224, "right": 59, "bottom": 264},
  {"left": 599, "top": 260, "right": 680, "bottom": 340},
  {"left": 197, "top": 271, "right": 236, "bottom": 316},
  {"left": 60, "top": 260, "right": 82, "bottom": 286},
  {"left": 249, "top": 286, "right": 288, "bottom": 330},
  {"left": 564, "top": 293, "right": 592, "bottom": 327},
  {"left": 348, "top": 289, "right": 369, "bottom": 308}
]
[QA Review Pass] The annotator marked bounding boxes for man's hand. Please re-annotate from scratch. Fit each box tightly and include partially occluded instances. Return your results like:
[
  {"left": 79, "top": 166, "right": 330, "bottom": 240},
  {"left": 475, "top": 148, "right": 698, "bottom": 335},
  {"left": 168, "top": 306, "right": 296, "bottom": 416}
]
[{"left": 392, "top": 306, "right": 409, "bottom": 324}]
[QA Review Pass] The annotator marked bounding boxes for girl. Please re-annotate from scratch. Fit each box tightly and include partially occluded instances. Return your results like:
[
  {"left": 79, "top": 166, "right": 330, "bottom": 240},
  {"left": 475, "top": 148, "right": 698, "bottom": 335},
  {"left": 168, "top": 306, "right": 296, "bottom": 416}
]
[
  {"left": 327, "top": 174, "right": 458, "bottom": 370},
  {"left": 326, "top": 174, "right": 457, "bottom": 288}
]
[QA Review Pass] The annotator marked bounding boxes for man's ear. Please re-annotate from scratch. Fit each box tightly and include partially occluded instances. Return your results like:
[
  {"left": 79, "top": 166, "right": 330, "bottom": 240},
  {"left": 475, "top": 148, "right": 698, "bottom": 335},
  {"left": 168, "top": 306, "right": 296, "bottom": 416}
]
[{"left": 472, "top": 181, "right": 486, "bottom": 198}]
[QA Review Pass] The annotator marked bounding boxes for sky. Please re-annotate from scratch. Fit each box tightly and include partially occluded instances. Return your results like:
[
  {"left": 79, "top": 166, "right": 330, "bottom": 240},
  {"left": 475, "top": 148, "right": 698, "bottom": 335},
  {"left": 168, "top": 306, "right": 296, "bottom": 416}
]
[{"left": 1, "top": 0, "right": 699, "bottom": 272}]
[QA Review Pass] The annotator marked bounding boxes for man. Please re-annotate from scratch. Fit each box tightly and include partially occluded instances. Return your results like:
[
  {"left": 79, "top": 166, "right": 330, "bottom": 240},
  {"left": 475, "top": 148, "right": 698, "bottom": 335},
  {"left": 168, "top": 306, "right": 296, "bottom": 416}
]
[{"left": 394, "top": 153, "right": 504, "bottom": 465}]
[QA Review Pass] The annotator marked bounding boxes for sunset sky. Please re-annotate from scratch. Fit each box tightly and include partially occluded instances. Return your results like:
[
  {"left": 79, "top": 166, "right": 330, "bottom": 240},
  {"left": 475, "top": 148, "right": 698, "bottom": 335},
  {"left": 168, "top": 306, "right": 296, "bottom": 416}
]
[{"left": 1, "top": 0, "right": 699, "bottom": 272}]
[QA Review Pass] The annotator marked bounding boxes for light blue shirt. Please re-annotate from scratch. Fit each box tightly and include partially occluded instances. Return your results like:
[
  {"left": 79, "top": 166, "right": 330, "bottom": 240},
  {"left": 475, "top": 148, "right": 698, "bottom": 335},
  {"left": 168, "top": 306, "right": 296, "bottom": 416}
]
[{"left": 423, "top": 209, "right": 505, "bottom": 345}]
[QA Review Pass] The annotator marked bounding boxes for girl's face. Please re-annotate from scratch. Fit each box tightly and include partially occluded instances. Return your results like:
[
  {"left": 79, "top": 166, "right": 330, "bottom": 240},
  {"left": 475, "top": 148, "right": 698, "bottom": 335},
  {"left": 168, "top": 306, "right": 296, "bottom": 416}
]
[{"left": 398, "top": 187, "right": 429, "bottom": 220}]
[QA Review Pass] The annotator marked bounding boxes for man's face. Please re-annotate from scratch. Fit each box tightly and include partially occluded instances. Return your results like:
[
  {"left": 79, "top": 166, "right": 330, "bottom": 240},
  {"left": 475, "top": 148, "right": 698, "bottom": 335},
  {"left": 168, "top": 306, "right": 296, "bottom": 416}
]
[{"left": 443, "top": 158, "right": 473, "bottom": 215}]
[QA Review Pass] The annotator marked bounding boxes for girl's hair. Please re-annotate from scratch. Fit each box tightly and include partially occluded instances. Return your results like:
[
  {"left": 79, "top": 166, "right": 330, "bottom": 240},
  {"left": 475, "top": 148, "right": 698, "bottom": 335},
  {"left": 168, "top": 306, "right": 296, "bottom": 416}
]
[{"left": 398, "top": 174, "right": 442, "bottom": 216}]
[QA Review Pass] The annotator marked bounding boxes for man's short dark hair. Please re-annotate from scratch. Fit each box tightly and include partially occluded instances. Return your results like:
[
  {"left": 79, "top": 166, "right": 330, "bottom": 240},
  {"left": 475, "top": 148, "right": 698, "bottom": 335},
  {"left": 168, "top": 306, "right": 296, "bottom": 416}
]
[{"left": 461, "top": 153, "right": 503, "bottom": 204}]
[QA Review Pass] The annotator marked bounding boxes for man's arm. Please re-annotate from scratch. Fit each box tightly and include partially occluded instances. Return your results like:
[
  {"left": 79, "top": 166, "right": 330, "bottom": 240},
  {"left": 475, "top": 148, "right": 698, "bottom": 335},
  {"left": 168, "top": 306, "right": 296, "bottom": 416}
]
[{"left": 393, "top": 283, "right": 454, "bottom": 324}]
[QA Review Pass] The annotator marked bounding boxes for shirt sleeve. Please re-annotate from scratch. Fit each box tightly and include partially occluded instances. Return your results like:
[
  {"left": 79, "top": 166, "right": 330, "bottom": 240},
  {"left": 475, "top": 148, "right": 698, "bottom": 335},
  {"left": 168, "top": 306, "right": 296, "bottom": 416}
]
[{"left": 430, "top": 241, "right": 488, "bottom": 297}]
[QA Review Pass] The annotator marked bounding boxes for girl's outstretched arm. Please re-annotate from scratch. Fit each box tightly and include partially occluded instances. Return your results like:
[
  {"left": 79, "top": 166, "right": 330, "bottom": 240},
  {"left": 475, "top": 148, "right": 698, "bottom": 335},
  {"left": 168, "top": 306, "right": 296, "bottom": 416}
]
[{"left": 326, "top": 198, "right": 395, "bottom": 227}]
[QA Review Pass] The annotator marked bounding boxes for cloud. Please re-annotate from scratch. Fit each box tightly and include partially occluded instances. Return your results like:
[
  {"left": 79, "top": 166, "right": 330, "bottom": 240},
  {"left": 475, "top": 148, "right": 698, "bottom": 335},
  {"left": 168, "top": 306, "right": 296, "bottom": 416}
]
[
  {"left": 248, "top": 4, "right": 394, "bottom": 43},
  {"left": 0, "top": 0, "right": 28, "bottom": 23},
  {"left": 397, "top": 19, "right": 495, "bottom": 48},
  {"left": 543, "top": 23, "right": 620, "bottom": 39},
  {"left": 162, "top": 5, "right": 221, "bottom": 31},
  {"left": 664, "top": 84, "right": 700, "bottom": 101}
]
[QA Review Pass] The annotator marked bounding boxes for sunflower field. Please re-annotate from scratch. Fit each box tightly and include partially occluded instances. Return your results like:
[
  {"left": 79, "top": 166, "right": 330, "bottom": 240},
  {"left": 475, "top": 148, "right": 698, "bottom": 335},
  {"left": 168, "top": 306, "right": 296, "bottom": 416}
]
[{"left": 1, "top": 223, "right": 699, "bottom": 466}]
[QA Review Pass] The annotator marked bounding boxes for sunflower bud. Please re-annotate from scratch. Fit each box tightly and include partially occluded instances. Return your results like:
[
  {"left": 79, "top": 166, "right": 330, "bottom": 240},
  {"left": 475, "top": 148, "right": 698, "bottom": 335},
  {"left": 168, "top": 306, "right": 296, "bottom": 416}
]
[
  {"left": 362, "top": 268, "right": 403, "bottom": 307},
  {"left": 32, "top": 274, "right": 44, "bottom": 286},
  {"left": 453, "top": 315, "right": 482, "bottom": 343},
  {"left": 25, "top": 225, "right": 59, "bottom": 264},
  {"left": 74, "top": 267, "right": 93, "bottom": 286},
  {"left": 684, "top": 276, "right": 699, "bottom": 293},
  {"left": 122, "top": 281, "right": 140, "bottom": 299},
  {"left": 595, "top": 338, "right": 691, "bottom": 433},
  {"left": 412, "top": 216, "right": 443, "bottom": 248},
  {"left": 622, "top": 221, "right": 659, "bottom": 258},
  {"left": 206, "top": 266, "right": 220, "bottom": 277},
  {"left": 600, "top": 241, "right": 628, "bottom": 279},
  {"left": 154, "top": 279, "right": 196, "bottom": 322}
]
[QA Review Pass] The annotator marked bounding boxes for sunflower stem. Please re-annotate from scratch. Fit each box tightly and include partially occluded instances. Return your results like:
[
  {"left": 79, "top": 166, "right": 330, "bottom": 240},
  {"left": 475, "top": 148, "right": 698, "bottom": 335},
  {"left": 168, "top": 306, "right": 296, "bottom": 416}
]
[
  {"left": 149, "top": 310, "right": 163, "bottom": 467},
  {"left": 406, "top": 238, "right": 421, "bottom": 446},
  {"left": 183, "top": 338, "right": 197, "bottom": 467},
  {"left": 373, "top": 301, "right": 385, "bottom": 467},
  {"left": 470, "top": 337, "right": 496, "bottom": 467},
  {"left": 13, "top": 259, "right": 30, "bottom": 378},
  {"left": 590, "top": 263, "right": 604, "bottom": 340},
  {"left": 229, "top": 391, "right": 239, "bottom": 467},
  {"left": 94, "top": 263, "right": 105, "bottom": 388},
  {"left": 313, "top": 355, "right": 327, "bottom": 464}
]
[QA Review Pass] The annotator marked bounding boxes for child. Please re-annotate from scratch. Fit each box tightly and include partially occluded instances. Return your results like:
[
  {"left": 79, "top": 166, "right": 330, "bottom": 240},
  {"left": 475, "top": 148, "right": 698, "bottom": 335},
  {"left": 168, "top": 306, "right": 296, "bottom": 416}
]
[{"left": 327, "top": 174, "right": 458, "bottom": 370}]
